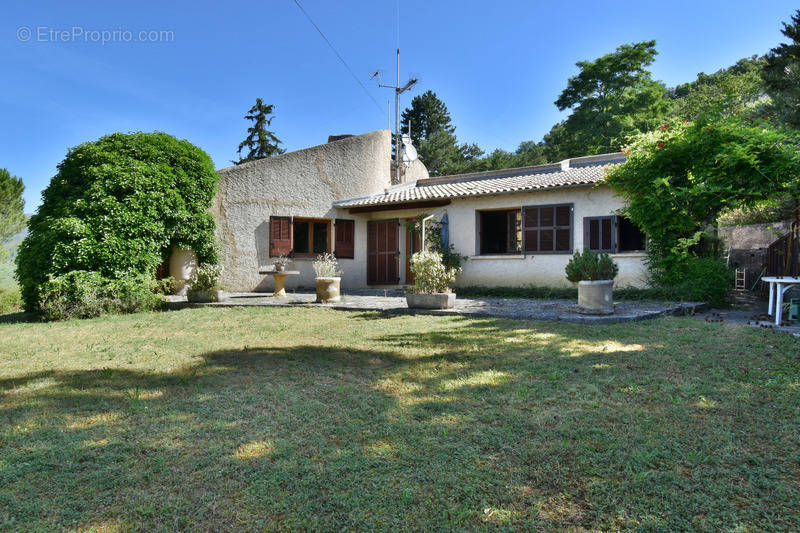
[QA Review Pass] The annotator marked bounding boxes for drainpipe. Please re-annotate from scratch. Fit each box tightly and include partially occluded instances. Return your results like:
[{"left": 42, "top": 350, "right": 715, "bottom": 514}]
[{"left": 421, "top": 208, "right": 447, "bottom": 251}]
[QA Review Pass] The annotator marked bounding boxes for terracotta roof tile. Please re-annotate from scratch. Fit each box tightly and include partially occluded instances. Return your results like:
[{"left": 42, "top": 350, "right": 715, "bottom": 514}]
[{"left": 335, "top": 154, "right": 624, "bottom": 208}]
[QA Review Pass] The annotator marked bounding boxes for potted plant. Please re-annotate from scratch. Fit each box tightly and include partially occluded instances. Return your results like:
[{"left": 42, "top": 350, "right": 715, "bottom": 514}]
[
  {"left": 273, "top": 254, "right": 291, "bottom": 272},
  {"left": 186, "top": 264, "right": 226, "bottom": 302},
  {"left": 406, "top": 251, "right": 461, "bottom": 309},
  {"left": 313, "top": 253, "right": 342, "bottom": 303},
  {"left": 565, "top": 249, "right": 619, "bottom": 314}
]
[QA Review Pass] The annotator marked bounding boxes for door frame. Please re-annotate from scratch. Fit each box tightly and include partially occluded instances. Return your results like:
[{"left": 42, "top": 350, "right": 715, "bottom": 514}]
[{"left": 404, "top": 219, "right": 422, "bottom": 285}]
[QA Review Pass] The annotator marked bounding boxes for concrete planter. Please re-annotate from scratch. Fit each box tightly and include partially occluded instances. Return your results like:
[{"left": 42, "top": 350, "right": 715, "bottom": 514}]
[
  {"left": 186, "top": 289, "right": 226, "bottom": 303},
  {"left": 406, "top": 292, "right": 456, "bottom": 309},
  {"left": 169, "top": 248, "right": 198, "bottom": 296},
  {"left": 315, "top": 277, "right": 341, "bottom": 303},
  {"left": 578, "top": 280, "right": 614, "bottom": 315}
]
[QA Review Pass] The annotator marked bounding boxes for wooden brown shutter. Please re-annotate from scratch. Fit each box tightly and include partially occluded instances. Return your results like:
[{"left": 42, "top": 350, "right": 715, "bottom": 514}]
[
  {"left": 522, "top": 206, "right": 539, "bottom": 252},
  {"left": 269, "top": 216, "right": 292, "bottom": 257},
  {"left": 334, "top": 219, "right": 355, "bottom": 259}
]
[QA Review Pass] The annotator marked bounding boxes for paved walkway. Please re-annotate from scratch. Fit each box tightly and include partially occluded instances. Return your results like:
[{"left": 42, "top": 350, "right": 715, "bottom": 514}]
[{"left": 167, "top": 290, "right": 706, "bottom": 325}]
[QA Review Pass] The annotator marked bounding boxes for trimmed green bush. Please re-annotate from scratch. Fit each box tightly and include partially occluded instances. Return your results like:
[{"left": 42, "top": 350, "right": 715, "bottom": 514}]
[
  {"left": 0, "top": 284, "right": 21, "bottom": 314},
  {"left": 16, "top": 132, "right": 218, "bottom": 314},
  {"left": 38, "top": 271, "right": 163, "bottom": 321},
  {"left": 565, "top": 249, "right": 619, "bottom": 282},
  {"left": 648, "top": 255, "right": 732, "bottom": 307}
]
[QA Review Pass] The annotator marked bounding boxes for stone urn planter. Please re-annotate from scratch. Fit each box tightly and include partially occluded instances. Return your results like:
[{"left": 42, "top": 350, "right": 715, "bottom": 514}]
[
  {"left": 169, "top": 248, "right": 198, "bottom": 296},
  {"left": 406, "top": 292, "right": 456, "bottom": 310},
  {"left": 577, "top": 280, "right": 614, "bottom": 315},
  {"left": 315, "top": 277, "right": 341, "bottom": 303},
  {"left": 187, "top": 289, "right": 226, "bottom": 303}
]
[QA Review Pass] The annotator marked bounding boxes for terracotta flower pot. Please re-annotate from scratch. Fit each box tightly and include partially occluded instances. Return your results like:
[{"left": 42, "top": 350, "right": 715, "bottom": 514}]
[{"left": 315, "top": 277, "right": 341, "bottom": 303}]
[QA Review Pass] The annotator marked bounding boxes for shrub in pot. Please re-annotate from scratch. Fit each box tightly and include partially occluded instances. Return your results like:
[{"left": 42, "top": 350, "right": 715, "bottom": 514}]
[
  {"left": 186, "top": 264, "right": 226, "bottom": 302},
  {"left": 565, "top": 249, "right": 619, "bottom": 315},
  {"left": 406, "top": 251, "right": 461, "bottom": 309},
  {"left": 272, "top": 254, "right": 291, "bottom": 272},
  {"left": 313, "top": 253, "right": 342, "bottom": 303}
]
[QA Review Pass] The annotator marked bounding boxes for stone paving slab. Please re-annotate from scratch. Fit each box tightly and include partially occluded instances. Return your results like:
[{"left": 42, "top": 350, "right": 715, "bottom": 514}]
[{"left": 167, "top": 291, "right": 707, "bottom": 325}]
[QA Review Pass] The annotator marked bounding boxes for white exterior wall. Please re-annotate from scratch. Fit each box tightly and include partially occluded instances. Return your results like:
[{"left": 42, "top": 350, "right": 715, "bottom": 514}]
[
  {"left": 213, "top": 130, "right": 393, "bottom": 292},
  {"left": 342, "top": 184, "right": 648, "bottom": 289}
]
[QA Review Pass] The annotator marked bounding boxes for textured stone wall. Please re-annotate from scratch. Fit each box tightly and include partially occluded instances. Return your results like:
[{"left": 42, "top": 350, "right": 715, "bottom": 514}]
[{"left": 213, "top": 130, "right": 393, "bottom": 291}]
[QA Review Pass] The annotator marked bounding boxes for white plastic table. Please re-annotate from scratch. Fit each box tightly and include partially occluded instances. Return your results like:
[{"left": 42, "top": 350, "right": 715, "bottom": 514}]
[{"left": 763, "top": 276, "right": 800, "bottom": 326}]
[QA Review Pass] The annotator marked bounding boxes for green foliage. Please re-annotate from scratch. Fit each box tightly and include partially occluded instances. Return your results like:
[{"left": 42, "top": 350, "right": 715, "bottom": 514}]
[
  {"left": 234, "top": 98, "right": 285, "bottom": 164},
  {"left": 565, "top": 249, "right": 619, "bottom": 282},
  {"left": 762, "top": 9, "right": 800, "bottom": 128},
  {"left": 718, "top": 196, "right": 798, "bottom": 226},
  {"left": 0, "top": 168, "right": 25, "bottom": 261},
  {"left": 647, "top": 255, "right": 732, "bottom": 307},
  {"left": 404, "top": 214, "right": 465, "bottom": 270},
  {"left": 0, "top": 283, "right": 21, "bottom": 314},
  {"left": 670, "top": 56, "right": 767, "bottom": 120},
  {"left": 16, "top": 132, "right": 219, "bottom": 313},
  {"left": 38, "top": 271, "right": 163, "bottom": 321},
  {"left": 607, "top": 116, "right": 800, "bottom": 254},
  {"left": 607, "top": 115, "right": 798, "bottom": 303},
  {"left": 408, "top": 251, "right": 461, "bottom": 294},
  {"left": 553, "top": 40, "right": 672, "bottom": 157},
  {"left": 400, "top": 91, "right": 483, "bottom": 176},
  {"left": 189, "top": 264, "right": 224, "bottom": 291}
]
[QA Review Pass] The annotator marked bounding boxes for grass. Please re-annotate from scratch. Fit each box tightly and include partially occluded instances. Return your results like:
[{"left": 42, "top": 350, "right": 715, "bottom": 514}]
[
  {"left": 0, "top": 263, "right": 21, "bottom": 315},
  {"left": 1, "top": 306, "right": 799, "bottom": 531}
]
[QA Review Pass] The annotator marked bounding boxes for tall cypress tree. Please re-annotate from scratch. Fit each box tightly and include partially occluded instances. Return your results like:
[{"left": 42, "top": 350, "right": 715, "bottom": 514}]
[
  {"left": 0, "top": 168, "right": 25, "bottom": 262},
  {"left": 234, "top": 98, "right": 285, "bottom": 165}
]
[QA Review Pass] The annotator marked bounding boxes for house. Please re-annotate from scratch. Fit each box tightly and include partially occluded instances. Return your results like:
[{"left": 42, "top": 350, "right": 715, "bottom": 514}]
[{"left": 213, "top": 129, "right": 648, "bottom": 292}]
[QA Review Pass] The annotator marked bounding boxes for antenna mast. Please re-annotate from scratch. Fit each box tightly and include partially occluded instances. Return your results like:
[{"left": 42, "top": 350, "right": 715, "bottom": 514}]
[{"left": 378, "top": 49, "right": 418, "bottom": 184}]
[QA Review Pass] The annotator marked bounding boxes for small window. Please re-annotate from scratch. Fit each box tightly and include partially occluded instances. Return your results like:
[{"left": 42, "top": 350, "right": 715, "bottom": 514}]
[
  {"left": 292, "top": 218, "right": 331, "bottom": 256},
  {"left": 523, "top": 204, "right": 573, "bottom": 253},
  {"left": 479, "top": 209, "right": 522, "bottom": 254},
  {"left": 583, "top": 216, "right": 646, "bottom": 252}
]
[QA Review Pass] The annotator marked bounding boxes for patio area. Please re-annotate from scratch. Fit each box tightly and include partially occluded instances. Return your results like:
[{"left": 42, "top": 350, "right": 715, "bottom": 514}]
[{"left": 167, "top": 289, "right": 706, "bottom": 325}]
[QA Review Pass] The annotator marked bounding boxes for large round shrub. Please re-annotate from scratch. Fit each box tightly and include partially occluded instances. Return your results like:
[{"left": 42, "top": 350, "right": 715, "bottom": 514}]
[{"left": 16, "top": 132, "right": 218, "bottom": 312}]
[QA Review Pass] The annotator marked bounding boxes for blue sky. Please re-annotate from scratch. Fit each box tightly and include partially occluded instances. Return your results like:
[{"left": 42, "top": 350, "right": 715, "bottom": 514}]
[{"left": 2, "top": 0, "right": 797, "bottom": 210}]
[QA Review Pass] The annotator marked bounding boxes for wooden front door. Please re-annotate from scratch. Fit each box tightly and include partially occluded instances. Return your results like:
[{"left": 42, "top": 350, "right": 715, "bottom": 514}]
[
  {"left": 405, "top": 221, "right": 422, "bottom": 285},
  {"left": 367, "top": 219, "right": 399, "bottom": 284}
]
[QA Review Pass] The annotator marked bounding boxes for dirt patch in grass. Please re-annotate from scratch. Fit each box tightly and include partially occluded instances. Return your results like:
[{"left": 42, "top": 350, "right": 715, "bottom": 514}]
[{"left": 1, "top": 307, "right": 799, "bottom": 531}]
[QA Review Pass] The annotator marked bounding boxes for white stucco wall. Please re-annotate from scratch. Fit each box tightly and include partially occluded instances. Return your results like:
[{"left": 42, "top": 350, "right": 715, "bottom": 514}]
[
  {"left": 341, "top": 184, "right": 649, "bottom": 289},
  {"left": 213, "top": 129, "right": 394, "bottom": 292}
]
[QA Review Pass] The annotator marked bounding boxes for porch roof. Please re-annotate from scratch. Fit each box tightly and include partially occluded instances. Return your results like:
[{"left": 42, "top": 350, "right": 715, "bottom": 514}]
[{"left": 335, "top": 152, "right": 626, "bottom": 209}]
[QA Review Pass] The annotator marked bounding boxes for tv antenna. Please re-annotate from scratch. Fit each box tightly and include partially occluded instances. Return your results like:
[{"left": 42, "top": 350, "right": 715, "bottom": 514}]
[{"left": 377, "top": 49, "right": 418, "bottom": 184}]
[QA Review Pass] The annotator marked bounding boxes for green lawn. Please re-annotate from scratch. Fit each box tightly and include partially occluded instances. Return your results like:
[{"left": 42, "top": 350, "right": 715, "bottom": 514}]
[{"left": 1, "top": 307, "right": 798, "bottom": 531}]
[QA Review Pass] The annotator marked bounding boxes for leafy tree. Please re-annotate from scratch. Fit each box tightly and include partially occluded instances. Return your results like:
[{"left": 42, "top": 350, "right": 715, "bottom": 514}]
[
  {"left": 553, "top": 40, "right": 671, "bottom": 157},
  {"left": 607, "top": 115, "right": 799, "bottom": 304},
  {"left": 234, "top": 98, "right": 285, "bottom": 165},
  {"left": 0, "top": 168, "right": 25, "bottom": 263},
  {"left": 670, "top": 56, "right": 767, "bottom": 120},
  {"left": 16, "top": 132, "right": 219, "bottom": 312},
  {"left": 762, "top": 9, "right": 800, "bottom": 128},
  {"left": 607, "top": 115, "right": 799, "bottom": 267}
]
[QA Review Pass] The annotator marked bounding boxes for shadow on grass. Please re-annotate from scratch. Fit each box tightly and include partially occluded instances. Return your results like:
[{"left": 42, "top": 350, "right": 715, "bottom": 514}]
[{"left": 1, "top": 317, "right": 798, "bottom": 531}]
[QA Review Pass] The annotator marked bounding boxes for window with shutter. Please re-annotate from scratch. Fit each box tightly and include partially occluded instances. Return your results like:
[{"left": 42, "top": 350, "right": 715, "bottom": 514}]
[
  {"left": 584, "top": 216, "right": 615, "bottom": 252},
  {"left": 522, "top": 204, "right": 572, "bottom": 253},
  {"left": 269, "top": 216, "right": 292, "bottom": 257},
  {"left": 478, "top": 209, "right": 521, "bottom": 254},
  {"left": 334, "top": 219, "right": 355, "bottom": 258},
  {"left": 292, "top": 218, "right": 332, "bottom": 257},
  {"left": 583, "top": 216, "right": 646, "bottom": 253}
]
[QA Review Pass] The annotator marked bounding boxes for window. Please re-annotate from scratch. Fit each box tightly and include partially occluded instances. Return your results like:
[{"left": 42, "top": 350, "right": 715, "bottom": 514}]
[
  {"left": 523, "top": 204, "right": 573, "bottom": 253},
  {"left": 479, "top": 209, "right": 522, "bottom": 254},
  {"left": 293, "top": 218, "right": 331, "bottom": 256},
  {"left": 583, "top": 216, "right": 646, "bottom": 252},
  {"left": 334, "top": 219, "right": 355, "bottom": 258}
]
